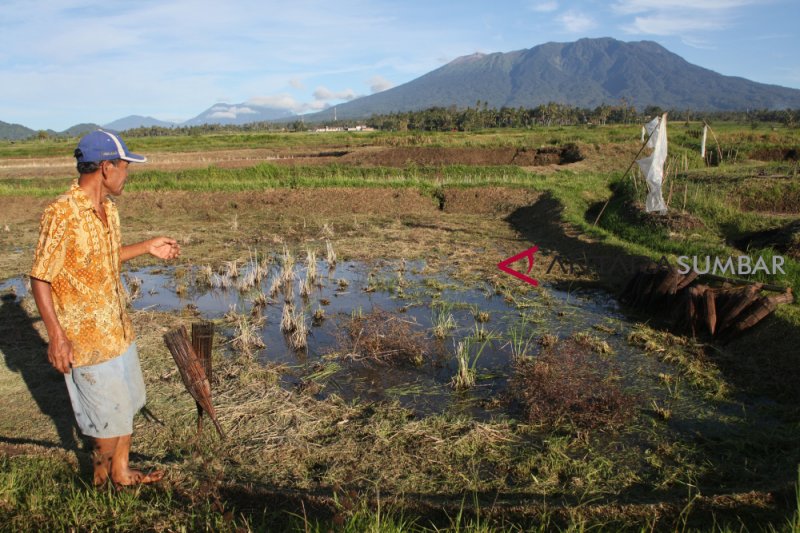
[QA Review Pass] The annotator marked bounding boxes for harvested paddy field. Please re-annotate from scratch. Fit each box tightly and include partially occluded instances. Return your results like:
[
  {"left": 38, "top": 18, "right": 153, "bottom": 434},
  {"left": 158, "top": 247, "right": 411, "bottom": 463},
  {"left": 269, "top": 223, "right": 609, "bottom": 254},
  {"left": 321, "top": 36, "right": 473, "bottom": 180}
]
[{"left": 1, "top": 126, "right": 799, "bottom": 531}]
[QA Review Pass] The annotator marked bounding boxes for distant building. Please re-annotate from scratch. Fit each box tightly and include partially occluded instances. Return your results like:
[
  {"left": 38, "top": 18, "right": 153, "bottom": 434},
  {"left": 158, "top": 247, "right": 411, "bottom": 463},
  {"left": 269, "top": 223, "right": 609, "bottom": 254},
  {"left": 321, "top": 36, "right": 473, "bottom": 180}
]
[{"left": 313, "top": 125, "right": 374, "bottom": 133}]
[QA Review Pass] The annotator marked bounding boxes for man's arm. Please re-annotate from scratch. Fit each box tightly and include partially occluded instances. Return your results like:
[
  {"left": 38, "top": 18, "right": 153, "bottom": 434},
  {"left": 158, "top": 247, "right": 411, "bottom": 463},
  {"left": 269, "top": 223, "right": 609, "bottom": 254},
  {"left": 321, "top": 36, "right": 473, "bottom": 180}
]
[
  {"left": 121, "top": 236, "right": 181, "bottom": 262},
  {"left": 30, "top": 277, "right": 73, "bottom": 374}
]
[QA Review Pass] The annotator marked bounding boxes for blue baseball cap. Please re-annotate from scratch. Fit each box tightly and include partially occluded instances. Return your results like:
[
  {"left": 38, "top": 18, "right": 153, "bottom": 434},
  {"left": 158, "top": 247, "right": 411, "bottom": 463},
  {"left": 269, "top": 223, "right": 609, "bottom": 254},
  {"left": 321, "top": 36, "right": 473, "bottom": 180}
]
[{"left": 74, "top": 130, "right": 147, "bottom": 163}]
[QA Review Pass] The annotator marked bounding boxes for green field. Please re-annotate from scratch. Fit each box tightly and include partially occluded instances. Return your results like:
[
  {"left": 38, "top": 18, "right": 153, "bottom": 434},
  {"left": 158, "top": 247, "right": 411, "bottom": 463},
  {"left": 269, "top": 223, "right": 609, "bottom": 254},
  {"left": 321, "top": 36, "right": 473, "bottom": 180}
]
[{"left": 1, "top": 124, "right": 799, "bottom": 531}]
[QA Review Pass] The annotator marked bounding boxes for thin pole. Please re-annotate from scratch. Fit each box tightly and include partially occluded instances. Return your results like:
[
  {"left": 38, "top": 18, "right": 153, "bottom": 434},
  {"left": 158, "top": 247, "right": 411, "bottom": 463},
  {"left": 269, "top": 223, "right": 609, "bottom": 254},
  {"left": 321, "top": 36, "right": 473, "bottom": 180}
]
[{"left": 592, "top": 123, "right": 658, "bottom": 226}]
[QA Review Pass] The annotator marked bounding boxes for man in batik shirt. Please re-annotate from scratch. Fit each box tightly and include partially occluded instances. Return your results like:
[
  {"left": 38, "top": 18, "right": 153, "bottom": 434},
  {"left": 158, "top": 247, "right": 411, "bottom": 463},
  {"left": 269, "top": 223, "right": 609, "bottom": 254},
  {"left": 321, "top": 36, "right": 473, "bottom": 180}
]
[{"left": 31, "top": 130, "right": 180, "bottom": 487}]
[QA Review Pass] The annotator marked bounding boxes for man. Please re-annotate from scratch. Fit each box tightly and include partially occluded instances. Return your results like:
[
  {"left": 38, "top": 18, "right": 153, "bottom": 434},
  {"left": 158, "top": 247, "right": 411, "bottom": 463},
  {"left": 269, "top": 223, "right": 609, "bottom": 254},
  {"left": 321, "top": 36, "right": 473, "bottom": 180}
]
[{"left": 30, "top": 130, "right": 180, "bottom": 487}]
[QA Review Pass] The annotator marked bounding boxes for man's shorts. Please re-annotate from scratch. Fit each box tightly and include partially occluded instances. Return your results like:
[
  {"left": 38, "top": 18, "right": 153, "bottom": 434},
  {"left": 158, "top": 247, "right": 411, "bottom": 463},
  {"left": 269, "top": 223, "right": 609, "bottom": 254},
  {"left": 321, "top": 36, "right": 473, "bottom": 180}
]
[{"left": 64, "top": 342, "right": 146, "bottom": 438}]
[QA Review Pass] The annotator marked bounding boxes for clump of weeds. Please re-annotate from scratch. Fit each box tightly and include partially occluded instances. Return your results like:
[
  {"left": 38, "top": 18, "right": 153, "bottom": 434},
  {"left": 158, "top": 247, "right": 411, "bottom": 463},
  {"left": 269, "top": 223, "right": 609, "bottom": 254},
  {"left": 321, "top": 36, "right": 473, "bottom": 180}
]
[
  {"left": 430, "top": 299, "right": 457, "bottom": 339},
  {"left": 299, "top": 278, "right": 312, "bottom": 299},
  {"left": 325, "top": 239, "right": 337, "bottom": 269},
  {"left": 280, "top": 246, "right": 296, "bottom": 286},
  {"left": 280, "top": 302, "right": 296, "bottom": 333},
  {"left": 222, "top": 260, "right": 239, "bottom": 279},
  {"left": 268, "top": 274, "right": 282, "bottom": 298},
  {"left": 123, "top": 273, "right": 142, "bottom": 302},
  {"left": 538, "top": 333, "right": 559, "bottom": 347},
  {"left": 505, "top": 319, "right": 535, "bottom": 360},
  {"left": 451, "top": 337, "right": 489, "bottom": 390},
  {"left": 195, "top": 264, "right": 214, "bottom": 287},
  {"left": 627, "top": 323, "right": 729, "bottom": 398},
  {"left": 507, "top": 338, "right": 637, "bottom": 430},
  {"left": 232, "top": 314, "right": 266, "bottom": 355},
  {"left": 573, "top": 331, "right": 614, "bottom": 355},
  {"left": 305, "top": 248, "right": 318, "bottom": 285},
  {"left": 312, "top": 306, "right": 325, "bottom": 325},
  {"left": 289, "top": 309, "right": 308, "bottom": 351},
  {"left": 470, "top": 322, "right": 497, "bottom": 342},
  {"left": 471, "top": 304, "right": 491, "bottom": 323},
  {"left": 339, "top": 307, "right": 428, "bottom": 366}
]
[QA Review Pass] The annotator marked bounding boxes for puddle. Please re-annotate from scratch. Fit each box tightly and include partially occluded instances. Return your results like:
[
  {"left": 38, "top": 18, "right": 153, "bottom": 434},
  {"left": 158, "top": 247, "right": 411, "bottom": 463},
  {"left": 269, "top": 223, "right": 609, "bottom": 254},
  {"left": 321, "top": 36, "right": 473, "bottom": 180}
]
[{"left": 0, "top": 259, "right": 710, "bottom": 421}]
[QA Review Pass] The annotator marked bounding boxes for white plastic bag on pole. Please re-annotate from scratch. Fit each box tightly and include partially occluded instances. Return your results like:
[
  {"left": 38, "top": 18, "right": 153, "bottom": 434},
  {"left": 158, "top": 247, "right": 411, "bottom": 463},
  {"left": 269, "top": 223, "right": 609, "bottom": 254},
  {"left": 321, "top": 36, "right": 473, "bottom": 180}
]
[{"left": 637, "top": 113, "right": 668, "bottom": 213}]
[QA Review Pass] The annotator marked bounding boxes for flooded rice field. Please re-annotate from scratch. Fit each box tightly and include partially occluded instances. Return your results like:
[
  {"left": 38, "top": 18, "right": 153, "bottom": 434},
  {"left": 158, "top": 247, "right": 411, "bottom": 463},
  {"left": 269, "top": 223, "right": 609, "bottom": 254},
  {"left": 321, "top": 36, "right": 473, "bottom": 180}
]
[{"left": 1, "top": 253, "right": 716, "bottom": 424}]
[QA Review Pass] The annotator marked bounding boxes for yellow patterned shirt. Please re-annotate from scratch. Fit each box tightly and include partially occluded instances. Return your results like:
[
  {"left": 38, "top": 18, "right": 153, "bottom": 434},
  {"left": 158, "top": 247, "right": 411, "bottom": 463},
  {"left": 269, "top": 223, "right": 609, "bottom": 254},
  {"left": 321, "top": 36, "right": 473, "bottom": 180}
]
[{"left": 30, "top": 181, "right": 134, "bottom": 367}]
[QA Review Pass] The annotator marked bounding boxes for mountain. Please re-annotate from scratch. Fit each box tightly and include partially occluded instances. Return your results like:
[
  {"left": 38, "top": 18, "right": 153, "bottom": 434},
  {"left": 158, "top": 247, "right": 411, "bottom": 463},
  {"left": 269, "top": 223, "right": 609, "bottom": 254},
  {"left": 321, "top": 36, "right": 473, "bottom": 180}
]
[
  {"left": 0, "top": 120, "right": 36, "bottom": 140},
  {"left": 62, "top": 123, "right": 102, "bottom": 137},
  {"left": 302, "top": 37, "right": 800, "bottom": 121},
  {"left": 104, "top": 115, "right": 177, "bottom": 131},
  {"left": 182, "top": 103, "right": 295, "bottom": 126}
]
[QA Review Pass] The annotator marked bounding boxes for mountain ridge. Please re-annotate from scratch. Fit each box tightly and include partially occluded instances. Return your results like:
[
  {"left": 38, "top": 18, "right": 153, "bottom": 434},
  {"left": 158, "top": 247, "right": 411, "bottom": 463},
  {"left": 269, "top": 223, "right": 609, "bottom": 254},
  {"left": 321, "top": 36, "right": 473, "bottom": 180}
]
[
  {"left": 3, "top": 37, "right": 800, "bottom": 138},
  {"left": 303, "top": 37, "right": 800, "bottom": 121}
]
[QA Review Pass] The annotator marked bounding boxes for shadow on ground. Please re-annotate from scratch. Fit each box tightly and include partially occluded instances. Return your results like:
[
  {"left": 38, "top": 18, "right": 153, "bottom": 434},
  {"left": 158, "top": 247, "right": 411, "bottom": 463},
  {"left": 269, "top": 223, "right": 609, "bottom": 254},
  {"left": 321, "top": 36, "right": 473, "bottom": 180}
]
[
  {"left": 0, "top": 294, "right": 91, "bottom": 473},
  {"left": 505, "top": 193, "right": 651, "bottom": 292}
]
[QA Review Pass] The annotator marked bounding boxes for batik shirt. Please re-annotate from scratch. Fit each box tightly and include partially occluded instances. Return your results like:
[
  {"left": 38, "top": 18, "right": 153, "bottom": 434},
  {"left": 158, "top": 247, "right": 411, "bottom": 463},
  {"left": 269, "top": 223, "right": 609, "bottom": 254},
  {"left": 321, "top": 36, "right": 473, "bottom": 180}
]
[{"left": 31, "top": 181, "right": 134, "bottom": 367}]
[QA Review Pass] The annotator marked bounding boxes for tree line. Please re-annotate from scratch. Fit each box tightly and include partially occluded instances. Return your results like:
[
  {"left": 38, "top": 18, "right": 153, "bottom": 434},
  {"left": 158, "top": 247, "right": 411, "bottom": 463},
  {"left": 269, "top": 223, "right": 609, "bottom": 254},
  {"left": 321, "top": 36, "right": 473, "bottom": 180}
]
[{"left": 116, "top": 103, "right": 799, "bottom": 137}]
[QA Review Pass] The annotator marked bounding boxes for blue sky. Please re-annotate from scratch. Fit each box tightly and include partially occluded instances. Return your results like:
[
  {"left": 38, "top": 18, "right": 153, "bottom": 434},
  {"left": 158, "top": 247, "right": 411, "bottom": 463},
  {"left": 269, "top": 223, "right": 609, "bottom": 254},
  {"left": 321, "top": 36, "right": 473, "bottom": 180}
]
[{"left": 1, "top": 0, "right": 798, "bottom": 131}]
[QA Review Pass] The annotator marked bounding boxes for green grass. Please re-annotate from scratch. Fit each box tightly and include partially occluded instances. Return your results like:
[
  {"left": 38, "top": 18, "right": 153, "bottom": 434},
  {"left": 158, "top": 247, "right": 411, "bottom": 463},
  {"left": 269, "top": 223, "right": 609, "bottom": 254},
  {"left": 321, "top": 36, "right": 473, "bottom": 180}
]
[{"left": 0, "top": 163, "right": 539, "bottom": 196}]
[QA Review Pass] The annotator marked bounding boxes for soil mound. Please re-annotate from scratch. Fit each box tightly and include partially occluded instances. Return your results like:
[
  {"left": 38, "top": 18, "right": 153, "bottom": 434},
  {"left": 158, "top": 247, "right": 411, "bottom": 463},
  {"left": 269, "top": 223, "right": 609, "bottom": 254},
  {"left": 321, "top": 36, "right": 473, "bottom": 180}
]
[
  {"left": 341, "top": 145, "right": 583, "bottom": 167},
  {"left": 734, "top": 220, "right": 800, "bottom": 259},
  {"left": 748, "top": 147, "right": 799, "bottom": 161},
  {"left": 440, "top": 187, "right": 542, "bottom": 215}
]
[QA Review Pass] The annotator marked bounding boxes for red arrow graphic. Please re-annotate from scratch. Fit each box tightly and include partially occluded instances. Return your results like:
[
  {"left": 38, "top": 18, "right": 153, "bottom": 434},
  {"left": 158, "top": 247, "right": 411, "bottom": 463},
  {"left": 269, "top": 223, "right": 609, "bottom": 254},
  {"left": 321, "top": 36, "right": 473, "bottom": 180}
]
[{"left": 497, "top": 245, "right": 539, "bottom": 287}]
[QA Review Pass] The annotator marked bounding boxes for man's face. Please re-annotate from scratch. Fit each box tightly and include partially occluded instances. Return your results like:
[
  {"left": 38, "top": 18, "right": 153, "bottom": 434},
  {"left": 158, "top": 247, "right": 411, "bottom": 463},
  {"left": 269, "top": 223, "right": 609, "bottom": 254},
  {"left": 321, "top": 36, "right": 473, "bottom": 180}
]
[{"left": 102, "top": 160, "right": 130, "bottom": 196}]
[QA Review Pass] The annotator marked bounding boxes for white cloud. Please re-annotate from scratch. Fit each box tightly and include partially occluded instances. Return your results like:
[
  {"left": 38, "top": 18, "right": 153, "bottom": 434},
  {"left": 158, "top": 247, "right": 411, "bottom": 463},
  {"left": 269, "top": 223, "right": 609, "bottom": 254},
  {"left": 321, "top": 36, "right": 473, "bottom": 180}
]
[
  {"left": 625, "top": 14, "right": 727, "bottom": 35},
  {"left": 530, "top": 1, "right": 558, "bottom": 12},
  {"left": 313, "top": 86, "right": 358, "bottom": 101},
  {"left": 558, "top": 10, "right": 596, "bottom": 33},
  {"left": 614, "top": 0, "right": 770, "bottom": 37},
  {"left": 289, "top": 78, "right": 305, "bottom": 90},
  {"left": 613, "top": 0, "right": 757, "bottom": 14},
  {"left": 368, "top": 75, "right": 394, "bottom": 93},
  {"left": 208, "top": 106, "right": 257, "bottom": 119},
  {"left": 246, "top": 94, "right": 333, "bottom": 114},
  {"left": 247, "top": 95, "right": 301, "bottom": 110}
]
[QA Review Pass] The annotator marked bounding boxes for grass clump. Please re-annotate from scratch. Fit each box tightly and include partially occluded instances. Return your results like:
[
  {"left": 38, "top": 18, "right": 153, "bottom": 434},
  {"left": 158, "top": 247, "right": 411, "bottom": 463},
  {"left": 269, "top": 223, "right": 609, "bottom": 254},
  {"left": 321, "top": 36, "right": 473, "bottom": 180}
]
[
  {"left": 505, "top": 319, "right": 536, "bottom": 360},
  {"left": 507, "top": 338, "right": 637, "bottom": 430},
  {"left": 232, "top": 314, "right": 266, "bottom": 355},
  {"left": 572, "top": 331, "right": 614, "bottom": 355},
  {"left": 339, "top": 307, "right": 428, "bottom": 366},
  {"left": 430, "top": 299, "right": 457, "bottom": 339},
  {"left": 627, "top": 323, "right": 729, "bottom": 398},
  {"left": 451, "top": 337, "right": 488, "bottom": 390}
]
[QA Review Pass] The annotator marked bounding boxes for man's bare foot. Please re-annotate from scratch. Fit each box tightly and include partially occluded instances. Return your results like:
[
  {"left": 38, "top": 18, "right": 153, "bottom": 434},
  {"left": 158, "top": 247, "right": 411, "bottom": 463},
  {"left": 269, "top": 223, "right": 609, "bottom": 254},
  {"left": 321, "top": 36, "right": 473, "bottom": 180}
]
[
  {"left": 112, "top": 467, "right": 165, "bottom": 487},
  {"left": 92, "top": 451, "right": 113, "bottom": 487}
]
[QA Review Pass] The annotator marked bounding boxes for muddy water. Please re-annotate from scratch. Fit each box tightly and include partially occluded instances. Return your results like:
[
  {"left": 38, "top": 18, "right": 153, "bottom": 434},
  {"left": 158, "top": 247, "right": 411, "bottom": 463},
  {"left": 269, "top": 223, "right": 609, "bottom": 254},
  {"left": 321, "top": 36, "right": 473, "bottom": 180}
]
[{"left": 0, "top": 260, "right": 693, "bottom": 419}]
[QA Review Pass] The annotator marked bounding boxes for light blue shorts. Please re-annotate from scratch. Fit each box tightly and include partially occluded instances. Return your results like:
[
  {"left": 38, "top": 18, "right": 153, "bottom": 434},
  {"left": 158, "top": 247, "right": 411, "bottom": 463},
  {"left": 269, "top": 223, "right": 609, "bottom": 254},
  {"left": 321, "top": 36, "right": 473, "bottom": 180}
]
[{"left": 64, "top": 342, "right": 146, "bottom": 438}]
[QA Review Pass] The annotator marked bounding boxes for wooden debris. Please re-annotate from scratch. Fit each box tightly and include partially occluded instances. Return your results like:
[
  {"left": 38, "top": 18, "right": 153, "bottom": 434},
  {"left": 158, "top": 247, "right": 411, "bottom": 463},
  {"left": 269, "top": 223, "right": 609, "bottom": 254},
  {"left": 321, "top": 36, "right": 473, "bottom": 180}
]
[
  {"left": 621, "top": 263, "right": 793, "bottom": 341},
  {"left": 718, "top": 289, "right": 794, "bottom": 342},
  {"left": 164, "top": 325, "right": 225, "bottom": 439},
  {"left": 704, "top": 289, "right": 717, "bottom": 335}
]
